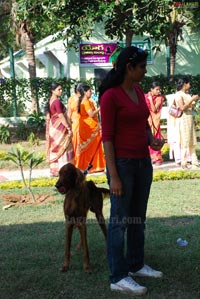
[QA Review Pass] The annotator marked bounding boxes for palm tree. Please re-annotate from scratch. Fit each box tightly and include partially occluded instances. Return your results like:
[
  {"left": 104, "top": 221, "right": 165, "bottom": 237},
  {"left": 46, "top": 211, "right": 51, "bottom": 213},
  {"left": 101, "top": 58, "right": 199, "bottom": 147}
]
[
  {"left": 11, "top": 0, "right": 38, "bottom": 111},
  {"left": 166, "top": 8, "right": 185, "bottom": 76}
]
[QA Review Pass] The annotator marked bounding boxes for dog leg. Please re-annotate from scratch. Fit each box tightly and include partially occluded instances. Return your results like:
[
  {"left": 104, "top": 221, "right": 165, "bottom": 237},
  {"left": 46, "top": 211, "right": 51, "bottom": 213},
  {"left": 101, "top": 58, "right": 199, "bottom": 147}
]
[
  {"left": 95, "top": 212, "right": 107, "bottom": 240},
  {"left": 78, "top": 224, "right": 92, "bottom": 273},
  {"left": 61, "top": 221, "right": 73, "bottom": 272}
]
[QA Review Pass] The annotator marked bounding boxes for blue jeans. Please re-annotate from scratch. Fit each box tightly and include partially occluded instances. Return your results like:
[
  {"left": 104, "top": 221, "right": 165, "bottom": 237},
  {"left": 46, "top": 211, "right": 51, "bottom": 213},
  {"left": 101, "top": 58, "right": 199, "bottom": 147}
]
[{"left": 107, "top": 157, "right": 153, "bottom": 283}]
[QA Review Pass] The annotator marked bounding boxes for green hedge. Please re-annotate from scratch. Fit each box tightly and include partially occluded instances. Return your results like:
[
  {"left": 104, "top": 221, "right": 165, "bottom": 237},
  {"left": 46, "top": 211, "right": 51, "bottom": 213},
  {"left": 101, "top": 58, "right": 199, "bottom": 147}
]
[
  {"left": 141, "top": 74, "right": 200, "bottom": 95},
  {"left": 0, "top": 77, "right": 95, "bottom": 117},
  {"left": 1, "top": 74, "right": 200, "bottom": 117},
  {"left": 0, "top": 170, "right": 200, "bottom": 190}
]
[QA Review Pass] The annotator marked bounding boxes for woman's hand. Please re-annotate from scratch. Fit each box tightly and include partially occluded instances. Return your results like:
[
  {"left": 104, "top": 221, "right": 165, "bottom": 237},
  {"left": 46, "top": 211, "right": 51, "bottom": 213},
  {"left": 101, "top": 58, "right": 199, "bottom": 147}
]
[
  {"left": 67, "top": 128, "right": 73, "bottom": 138},
  {"left": 192, "top": 95, "right": 199, "bottom": 102},
  {"left": 110, "top": 175, "right": 123, "bottom": 197},
  {"left": 150, "top": 138, "right": 165, "bottom": 151},
  {"left": 148, "top": 92, "right": 153, "bottom": 101},
  {"left": 87, "top": 107, "right": 100, "bottom": 118}
]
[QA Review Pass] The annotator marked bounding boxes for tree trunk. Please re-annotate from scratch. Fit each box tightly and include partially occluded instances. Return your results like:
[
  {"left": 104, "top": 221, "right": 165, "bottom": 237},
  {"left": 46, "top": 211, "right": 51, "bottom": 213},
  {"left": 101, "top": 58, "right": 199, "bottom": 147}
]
[
  {"left": 125, "top": 29, "right": 134, "bottom": 47},
  {"left": 23, "top": 29, "right": 39, "bottom": 112},
  {"left": 167, "top": 8, "right": 185, "bottom": 77},
  {"left": 170, "top": 48, "right": 176, "bottom": 76},
  {"left": 168, "top": 25, "right": 177, "bottom": 76},
  {"left": 25, "top": 32, "right": 36, "bottom": 78},
  {"left": 11, "top": 1, "right": 39, "bottom": 112}
]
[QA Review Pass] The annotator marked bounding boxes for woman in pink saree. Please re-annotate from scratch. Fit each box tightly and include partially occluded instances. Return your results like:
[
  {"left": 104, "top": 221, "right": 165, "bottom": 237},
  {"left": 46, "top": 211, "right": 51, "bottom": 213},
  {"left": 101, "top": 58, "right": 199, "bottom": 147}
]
[
  {"left": 145, "top": 82, "right": 165, "bottom": 165},
  {"left": 45, "top": 82, "right": 74, "bottom": 176}
]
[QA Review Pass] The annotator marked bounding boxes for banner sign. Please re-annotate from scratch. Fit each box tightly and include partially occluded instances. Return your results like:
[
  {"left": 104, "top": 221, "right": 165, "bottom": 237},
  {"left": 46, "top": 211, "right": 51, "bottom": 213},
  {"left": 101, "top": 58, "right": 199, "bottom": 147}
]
[
  {"left": 131, "top": 40, "right": 152, "bottom": 64},
  {"left": 79, "top": 43, "right": 117, "bottom": 66},
  {"left": 79, "top": 40, "right": 153, "bottom": 66}
]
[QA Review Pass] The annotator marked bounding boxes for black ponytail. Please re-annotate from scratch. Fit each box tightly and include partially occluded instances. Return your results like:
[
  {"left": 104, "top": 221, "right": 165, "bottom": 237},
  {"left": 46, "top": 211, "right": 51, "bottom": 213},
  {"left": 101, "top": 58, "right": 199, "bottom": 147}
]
[
  {"left": 44, "top": 82, "right": 61, "bottom": 114},
  {"left": 77, "top": 84, "right": 91, "bottom": 113},
  {"left": 98, "top": 46, "right": 148, "bottom": 102}
]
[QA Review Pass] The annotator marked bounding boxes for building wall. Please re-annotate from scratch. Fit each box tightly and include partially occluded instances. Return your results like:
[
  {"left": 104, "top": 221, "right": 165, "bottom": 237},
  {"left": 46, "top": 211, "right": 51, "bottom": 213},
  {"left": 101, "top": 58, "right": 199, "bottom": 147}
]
[{"left": 0, "top": 25, "right": 199, "bottom": 80}]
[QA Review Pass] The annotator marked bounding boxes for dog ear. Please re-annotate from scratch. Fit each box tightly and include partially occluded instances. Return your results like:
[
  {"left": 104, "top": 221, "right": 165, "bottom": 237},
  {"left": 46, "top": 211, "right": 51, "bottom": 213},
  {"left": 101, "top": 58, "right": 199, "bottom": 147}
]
[
  {"left": 75, "top": 168, "right": 85, "bottom": 186},
  {"left": 67, "top": 167, "right": 78, "bottom": 188}
]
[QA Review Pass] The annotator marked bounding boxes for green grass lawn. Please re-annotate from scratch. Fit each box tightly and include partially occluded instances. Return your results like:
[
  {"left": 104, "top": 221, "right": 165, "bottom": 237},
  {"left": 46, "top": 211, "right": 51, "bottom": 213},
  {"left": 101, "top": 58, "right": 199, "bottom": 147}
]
[{"left": 0, "top": 180, "right": 200, "bottom": 299}]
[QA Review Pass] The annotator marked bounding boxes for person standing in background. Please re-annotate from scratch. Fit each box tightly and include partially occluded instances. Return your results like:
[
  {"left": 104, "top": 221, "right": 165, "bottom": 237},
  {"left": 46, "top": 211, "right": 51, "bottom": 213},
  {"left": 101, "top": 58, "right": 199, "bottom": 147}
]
[
  {"left": 67, "top": 84, "right": 81, "bottom": 161},
  {"left": 174, "top": 77, "right": 199, "bottom": 169},
  {"left": 45, "top": 82, "right": 74, "bottom": 177},
  {"left": 145, "top": 82, "right": 165, "bottom": 165},
  {"left": 99, "top": 46, "right": 163, "bottom": 296},
  {"left": 75, "top": 84, "right": 105, "bottom": 173}
]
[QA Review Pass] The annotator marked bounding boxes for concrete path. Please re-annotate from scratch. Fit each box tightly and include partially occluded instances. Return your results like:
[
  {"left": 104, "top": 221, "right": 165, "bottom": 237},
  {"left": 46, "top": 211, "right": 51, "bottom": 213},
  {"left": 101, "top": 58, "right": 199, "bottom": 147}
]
[
  {"left": 0, "top": 161, "right": 186, "bottom": 182},
  {"left": 0, "top": 168, "right": 51, "bottom": 182}
]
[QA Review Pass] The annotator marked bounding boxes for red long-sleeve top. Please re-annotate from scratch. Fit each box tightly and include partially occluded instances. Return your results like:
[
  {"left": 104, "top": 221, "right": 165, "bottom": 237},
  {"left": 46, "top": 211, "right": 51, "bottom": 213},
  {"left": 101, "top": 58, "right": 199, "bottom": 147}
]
[{"left": 100, "top": 85, "right": 150, "bottom": 158}]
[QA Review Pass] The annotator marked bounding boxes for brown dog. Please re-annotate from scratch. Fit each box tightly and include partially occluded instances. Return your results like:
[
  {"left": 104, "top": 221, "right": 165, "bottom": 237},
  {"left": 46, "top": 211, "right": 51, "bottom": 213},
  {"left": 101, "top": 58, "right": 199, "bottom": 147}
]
[{"left": 55, "top": 163, "right": 108, "bottom": 272}]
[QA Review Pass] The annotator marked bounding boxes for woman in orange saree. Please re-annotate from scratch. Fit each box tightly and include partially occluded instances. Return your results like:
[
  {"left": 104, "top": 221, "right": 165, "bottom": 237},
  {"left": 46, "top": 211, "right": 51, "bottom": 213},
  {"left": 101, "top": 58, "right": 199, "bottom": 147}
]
[
  {"left": 75, "top": 84, "right": 106, "bottom": 173},
  {"left": 45, "top": 82, "right": 74, "bottom": 176},
  {"left": 145, "top": 82, "right": 165, "bottom": 165},
  {"left": 67, "top": 84, "right": 81, "bottom": 160}
]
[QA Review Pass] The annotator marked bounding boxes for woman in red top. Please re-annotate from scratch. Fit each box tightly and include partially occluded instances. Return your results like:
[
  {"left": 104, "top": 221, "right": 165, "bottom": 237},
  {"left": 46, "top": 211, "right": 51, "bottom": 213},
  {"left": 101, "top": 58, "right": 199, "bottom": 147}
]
[{"left": 99, "top": 46, "right": 163, "bottom": 295}]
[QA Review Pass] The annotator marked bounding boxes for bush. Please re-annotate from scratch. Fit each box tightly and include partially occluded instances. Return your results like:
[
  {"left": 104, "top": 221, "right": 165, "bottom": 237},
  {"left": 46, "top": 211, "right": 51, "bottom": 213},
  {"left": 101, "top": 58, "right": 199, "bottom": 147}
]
[
  {"left": 1, "top": 171, "right": 200, "bottom": 190},
  {"left": 0, "top": 125, "right": 11, "bottom": 144},
  {"left": 27, "top": 111, "right": 45, "bottom": 129},
  {"left": 141, "top": 74, "right": 200, "bottom": 95},
  {"left": 0, "top": 77, "right": 94, "bottom": 117},
  {"left": 1, "top": 75, "right": 200, "bottom": 118}
]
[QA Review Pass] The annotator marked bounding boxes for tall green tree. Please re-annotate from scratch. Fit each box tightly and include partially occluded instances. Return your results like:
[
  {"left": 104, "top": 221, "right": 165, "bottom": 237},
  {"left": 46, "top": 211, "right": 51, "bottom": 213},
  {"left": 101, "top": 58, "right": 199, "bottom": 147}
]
[
  {"left": 42, "top": 0, "right": 102, "bottom": 50},
  {"left": 1, "top": 0, "right": 199, "bottom": 82},
  {"left": 155, "top": 2, "right": 200, "bottom": 76},
  {"left": 96, "top": 1, "right": 199, "bottom": 77},
  {"left": 96, "top": 0, "right": 172, "bottom": 47},
  {"left": 0, "top": 0, "right": 16, "bottom": 60},
  {"left": 10, "top": 0, "right": 63, "bottom": 111},
  {"left": 164, "top": 7, "right": 185, "bottom": 76}
]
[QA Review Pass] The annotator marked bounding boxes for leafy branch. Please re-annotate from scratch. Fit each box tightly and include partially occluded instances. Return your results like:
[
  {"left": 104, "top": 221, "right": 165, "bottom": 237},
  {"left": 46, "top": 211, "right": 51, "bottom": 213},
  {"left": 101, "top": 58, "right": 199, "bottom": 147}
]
[{"left": 3, "top": 145, "right": 45, "bottom": 202}]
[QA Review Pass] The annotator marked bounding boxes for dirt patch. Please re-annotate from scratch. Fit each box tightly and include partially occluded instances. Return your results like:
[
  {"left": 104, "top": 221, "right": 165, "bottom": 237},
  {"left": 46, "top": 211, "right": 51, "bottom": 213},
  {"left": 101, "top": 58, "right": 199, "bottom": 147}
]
[{"left": 2, "top": 193, "right": 57, "bottom": 208}]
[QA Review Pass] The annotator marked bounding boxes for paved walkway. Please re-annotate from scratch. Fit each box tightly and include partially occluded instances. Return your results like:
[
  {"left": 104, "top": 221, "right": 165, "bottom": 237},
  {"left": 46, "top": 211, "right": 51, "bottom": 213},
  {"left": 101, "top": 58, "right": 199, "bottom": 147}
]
[
  {"left": 0, "top": 161, "right": 184, "bottom": 182},
  {"left": 0, "top": 168, "right": 51, "bottom": 182}
]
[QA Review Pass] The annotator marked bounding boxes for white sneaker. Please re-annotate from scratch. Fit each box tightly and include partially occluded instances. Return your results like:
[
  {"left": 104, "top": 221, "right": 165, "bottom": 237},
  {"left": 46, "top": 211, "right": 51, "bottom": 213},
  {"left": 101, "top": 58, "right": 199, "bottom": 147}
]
[
  {"left": 110, "top": 276, "right": 147, "bottom": 295},
  {"left": 129, "top": 264, "right": 163, "bottom": 278}
]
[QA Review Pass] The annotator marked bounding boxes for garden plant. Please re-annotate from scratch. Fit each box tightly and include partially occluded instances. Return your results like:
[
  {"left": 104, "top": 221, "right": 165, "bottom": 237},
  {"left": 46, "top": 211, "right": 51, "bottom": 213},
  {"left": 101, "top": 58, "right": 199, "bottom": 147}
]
[{"left": 3, "top": 144, "right": 45, "bottom": 202}]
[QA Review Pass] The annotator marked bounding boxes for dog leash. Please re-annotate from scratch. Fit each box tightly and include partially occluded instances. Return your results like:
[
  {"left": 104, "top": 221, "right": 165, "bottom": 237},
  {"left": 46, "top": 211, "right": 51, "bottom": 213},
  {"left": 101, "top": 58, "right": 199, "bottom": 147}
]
[{"left": 83, "top": 138, "right": 102, "bottom": 176}]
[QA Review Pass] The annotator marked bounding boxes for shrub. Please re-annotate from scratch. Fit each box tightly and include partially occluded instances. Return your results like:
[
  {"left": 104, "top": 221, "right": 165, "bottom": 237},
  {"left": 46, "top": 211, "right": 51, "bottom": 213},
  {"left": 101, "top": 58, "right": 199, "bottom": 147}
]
[
  {"left": 14, "top": 122, "right": 29, "bottom": 141},
  {"left": 2, "top": 145, "right": 45, "bottom": 201},
  {"left": 0, "top": 125, "right": 11, "bottom": 144},
  {"left": 1, "top": 75, "right": 200, "bottom": 121},
  {"left": 1, "top": 171, "right": 200, "bottom": 190},
  {"left": 0, "top": 150, "right": 6, "bottom": 159},
  {"left": 27, "top": 111, "right": 45, "bottom": 132},
  {"left": 28, "top": 132, "right": 41, "bottom": 146}
]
